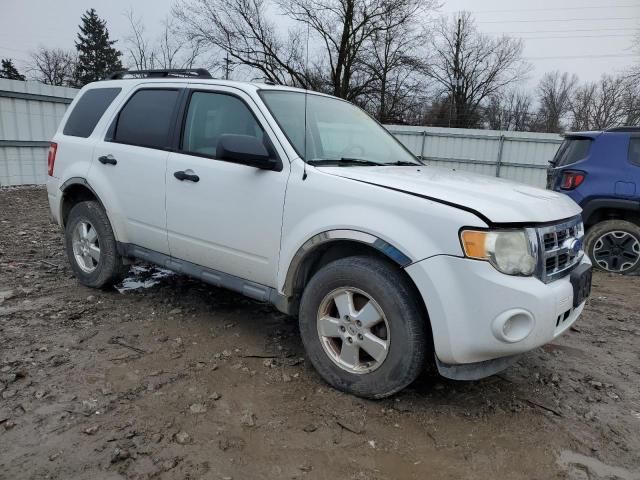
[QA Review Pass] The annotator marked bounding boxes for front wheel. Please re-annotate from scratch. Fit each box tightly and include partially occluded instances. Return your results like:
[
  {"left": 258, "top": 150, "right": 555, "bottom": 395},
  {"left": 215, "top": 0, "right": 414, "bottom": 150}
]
[
  {"left": 585, "top": 220, "right": 640, "bottom": 275},
  {"left": 299, "top": 256, "right": 429, "bottom": 399}
]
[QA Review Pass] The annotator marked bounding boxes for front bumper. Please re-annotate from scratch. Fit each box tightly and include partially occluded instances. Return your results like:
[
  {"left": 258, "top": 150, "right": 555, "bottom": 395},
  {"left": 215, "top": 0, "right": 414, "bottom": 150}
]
[{"left": 405, "top": 254, "right": 590, "bottom": 370}]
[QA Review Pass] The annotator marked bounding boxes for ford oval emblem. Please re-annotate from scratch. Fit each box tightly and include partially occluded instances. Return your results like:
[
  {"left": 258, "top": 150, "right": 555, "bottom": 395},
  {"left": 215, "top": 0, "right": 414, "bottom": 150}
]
[{"left": 566, "top": 238, "right": 582, "bottom": 256}]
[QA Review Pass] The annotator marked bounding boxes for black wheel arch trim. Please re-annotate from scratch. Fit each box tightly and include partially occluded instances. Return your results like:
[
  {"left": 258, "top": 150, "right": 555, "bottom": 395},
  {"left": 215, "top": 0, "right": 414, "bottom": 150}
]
[
  {"left": 581, "top": 198, "right": 640, "bottom": 226},
  {"left": 282, "top": 230, "right": 413, "bottom": 297},
  {"left": 59, "top": 177, "right": 107, "bottom": 226}
]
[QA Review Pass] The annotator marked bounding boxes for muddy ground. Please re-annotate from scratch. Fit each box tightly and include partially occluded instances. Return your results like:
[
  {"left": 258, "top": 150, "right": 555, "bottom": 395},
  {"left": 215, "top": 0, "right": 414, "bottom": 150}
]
[{"left": 0, "top": 186, "right": 639, "bottom": 480}]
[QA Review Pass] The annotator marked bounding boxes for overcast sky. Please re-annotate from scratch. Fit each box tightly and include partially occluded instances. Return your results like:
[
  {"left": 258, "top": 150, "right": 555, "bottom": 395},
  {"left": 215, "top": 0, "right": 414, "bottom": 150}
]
[{"left": 1, "top": 0, "right": 638, "bottom": 86}]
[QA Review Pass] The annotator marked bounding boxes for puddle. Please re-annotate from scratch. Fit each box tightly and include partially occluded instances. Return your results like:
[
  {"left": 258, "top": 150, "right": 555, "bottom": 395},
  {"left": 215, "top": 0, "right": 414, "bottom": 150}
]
[
  {"left": 115, "top": 265, "right": 174, "bottom": 293},
  {"left": 557, "top": 450, "right": 640, "bottom": 480}
]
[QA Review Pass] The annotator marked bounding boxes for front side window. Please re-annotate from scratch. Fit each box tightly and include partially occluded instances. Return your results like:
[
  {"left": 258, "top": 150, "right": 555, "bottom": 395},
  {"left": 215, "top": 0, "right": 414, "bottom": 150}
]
[
  {"left": 259, "top": 91, "right": 419, "bottom": 166},
  {"left": 64, "top": 87, "right": 121, "bottom": 138},
  {"left": 552, "top": 137, "right": 592, "bottom": 168},
  {"left": 181, "top": 91, "right": 265, "bottom": 157},
  {"left": 628, "top": 138, "right": 640, "bottom": 166},
  {"left": 113, "top": 89, "right": 179, "bottom": 149}
]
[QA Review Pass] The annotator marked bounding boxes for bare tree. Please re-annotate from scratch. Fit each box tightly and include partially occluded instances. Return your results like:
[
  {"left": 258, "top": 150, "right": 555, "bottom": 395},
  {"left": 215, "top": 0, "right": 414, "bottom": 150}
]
[
  {"left": 172, "top": 0, "right": 311, "bottom": 86},
  {"left": 531, "top": 71, "right": 577, "bottom": 133},
  {"left": 485, "top": 89, "right": 533, "bottom": 131},
  {"left": 124, "top": 10, "right": 205, "bottom": 72},
  {"left": 570, "top": 75, "right": 628, "bottom": 130},
  {"left": 622, "top": 80, "right": 640, "bottom": 126},
  {"left": 124, "top": 9, "right": 156, "bottom": 70},
  {"left": 157, "top": 17, "right": 203, "bottom": 69},
  {"left": 29, "top": 48, "right": 77, "bottom": 86},
  {"left": 360, "top": 2, "right": 436, "bottom": 123},
  {"left": 172, "top": 0, "right": 434, "bottom": 101},
  {"left": 276, "top": 0, "right": 425, "bottom": 100},
  {"left": 423, "top": 12, "right": 529, "bottom": 128}
]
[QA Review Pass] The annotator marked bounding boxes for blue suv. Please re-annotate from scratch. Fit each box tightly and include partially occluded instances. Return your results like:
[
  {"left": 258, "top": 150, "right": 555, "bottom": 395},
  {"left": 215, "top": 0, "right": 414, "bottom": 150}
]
[{"left": 548, "top": 127, "right": 640, "bottom": 275}]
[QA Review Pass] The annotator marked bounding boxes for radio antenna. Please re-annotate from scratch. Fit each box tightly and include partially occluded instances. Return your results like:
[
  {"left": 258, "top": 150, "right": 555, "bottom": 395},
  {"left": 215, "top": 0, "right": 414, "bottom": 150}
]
[{"left": 302, "top": 22, "right": 310, "bottom": 181}]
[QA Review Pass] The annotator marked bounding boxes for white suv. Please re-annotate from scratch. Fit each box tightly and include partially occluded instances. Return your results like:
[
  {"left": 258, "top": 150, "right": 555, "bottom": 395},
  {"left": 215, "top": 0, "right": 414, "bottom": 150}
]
[{"left": 47, "top": 69, "right": 592, "bottom": 398}]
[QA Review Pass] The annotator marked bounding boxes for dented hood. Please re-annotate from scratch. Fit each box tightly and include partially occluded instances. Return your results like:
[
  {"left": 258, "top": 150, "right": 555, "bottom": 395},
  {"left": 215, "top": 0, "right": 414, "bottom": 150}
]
[{"left": 319, "top": 165, "right": 582, "bottom": 224}]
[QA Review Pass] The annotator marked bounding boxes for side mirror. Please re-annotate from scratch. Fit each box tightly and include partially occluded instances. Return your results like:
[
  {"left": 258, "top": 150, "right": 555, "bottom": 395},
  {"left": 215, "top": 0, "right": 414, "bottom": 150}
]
[{"left": 216, "top": 134, "right": 280, "bottom": 170}]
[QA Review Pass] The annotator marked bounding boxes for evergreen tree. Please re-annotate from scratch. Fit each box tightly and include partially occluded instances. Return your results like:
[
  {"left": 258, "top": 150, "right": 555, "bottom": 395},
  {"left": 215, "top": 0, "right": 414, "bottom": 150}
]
[
  {"left": 0, "top": 58, "right": 26, "bottom": 81},
  {"left": 74, "top": 8, "right": 122, "bottom": 86}
]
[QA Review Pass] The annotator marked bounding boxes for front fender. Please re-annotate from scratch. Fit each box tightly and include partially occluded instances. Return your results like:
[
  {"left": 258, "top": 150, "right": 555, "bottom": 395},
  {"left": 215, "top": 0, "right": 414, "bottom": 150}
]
[{"left": 277, "top": 161, "right": 486, "bottom": 293}]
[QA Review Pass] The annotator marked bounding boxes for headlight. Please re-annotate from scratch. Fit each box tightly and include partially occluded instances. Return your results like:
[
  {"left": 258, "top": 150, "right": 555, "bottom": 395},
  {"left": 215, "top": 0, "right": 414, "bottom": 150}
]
[{"left": 460, "top": 229, "right": 537, "bottom": 276}]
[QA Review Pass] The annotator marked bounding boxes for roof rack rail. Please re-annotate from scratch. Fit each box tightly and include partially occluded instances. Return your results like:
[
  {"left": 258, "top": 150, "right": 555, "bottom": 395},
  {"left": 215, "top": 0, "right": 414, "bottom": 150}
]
[
  {"left": 605, "top": 126, "right": 640, "bottom": 133},
  {"left": 106, "top": 68, "right": 213, "bottom": 80}
]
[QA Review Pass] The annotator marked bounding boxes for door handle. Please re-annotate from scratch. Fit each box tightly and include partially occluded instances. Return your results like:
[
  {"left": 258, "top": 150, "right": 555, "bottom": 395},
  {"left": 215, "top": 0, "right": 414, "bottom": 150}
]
[
  {"left": 174, "top": 170, "right": 200, "bottom": 182},
  {"left": 98, "top": 155, "right": 117, "bottom": 165}
]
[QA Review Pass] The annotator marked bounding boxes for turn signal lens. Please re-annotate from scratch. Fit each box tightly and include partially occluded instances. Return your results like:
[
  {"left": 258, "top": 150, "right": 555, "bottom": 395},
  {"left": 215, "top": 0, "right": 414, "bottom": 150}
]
[
  {"left": 460, "top": 229, "right": 537, "bottom": 276},
  {"left": 460, "top": 230, "right": 488, "bottom": 259}
]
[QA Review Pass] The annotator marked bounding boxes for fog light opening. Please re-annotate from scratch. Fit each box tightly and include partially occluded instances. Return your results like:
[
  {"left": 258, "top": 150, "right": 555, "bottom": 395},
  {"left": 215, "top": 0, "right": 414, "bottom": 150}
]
[{"left": 492, "top": 309, "right": 534, "bottom": 343}]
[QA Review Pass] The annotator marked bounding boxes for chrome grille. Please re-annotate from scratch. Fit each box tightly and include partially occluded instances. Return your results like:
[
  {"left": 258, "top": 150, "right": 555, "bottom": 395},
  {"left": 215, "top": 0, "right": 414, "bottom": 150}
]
[{"left": 537, "top": 216, "right": 584, "bottom": 283}]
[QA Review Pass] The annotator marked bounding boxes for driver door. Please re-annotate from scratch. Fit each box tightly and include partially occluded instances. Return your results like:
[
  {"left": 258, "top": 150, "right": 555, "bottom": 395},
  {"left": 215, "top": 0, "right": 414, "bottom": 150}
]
[{"left": 165, "top": 87, "right": 289, "bottom": 287}]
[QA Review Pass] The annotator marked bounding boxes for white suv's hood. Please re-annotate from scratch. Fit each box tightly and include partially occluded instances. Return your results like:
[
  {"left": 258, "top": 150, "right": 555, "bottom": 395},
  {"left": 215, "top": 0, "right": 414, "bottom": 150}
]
[{"left": 320, "top": 165, "right": 581, "bottom": 224}]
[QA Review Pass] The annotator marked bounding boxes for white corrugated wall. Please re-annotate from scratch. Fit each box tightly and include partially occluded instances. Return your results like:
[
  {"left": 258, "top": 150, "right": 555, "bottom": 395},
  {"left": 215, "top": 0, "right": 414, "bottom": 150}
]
[
  {"left": 0, "top": 79, "right": 77, "bottom": 186},
  {"left": 386, "top": 125, "right": 563, "bottom": 188}
]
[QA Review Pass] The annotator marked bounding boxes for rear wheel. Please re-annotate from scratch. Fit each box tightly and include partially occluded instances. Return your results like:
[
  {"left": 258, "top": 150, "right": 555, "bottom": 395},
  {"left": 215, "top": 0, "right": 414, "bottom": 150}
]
[
  {"left": 299, "top": 256, "right": 428, "bottom": 399},
  {"left": 64, "top": 201, "right": 129, "bottom": 288},
  {"left": 585, "top": 219, "right": 640, "bottom": 275}
]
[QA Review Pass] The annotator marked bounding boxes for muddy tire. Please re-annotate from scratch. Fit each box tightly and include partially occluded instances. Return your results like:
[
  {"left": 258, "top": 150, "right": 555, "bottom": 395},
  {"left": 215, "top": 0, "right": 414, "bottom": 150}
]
[
  {"left": 64, "top": 201, "right": 129, "bottom": 288},
  {"left": 585, "top": 220, "right": 640, "bottom": 275},
  {"left": 299, "top": 256, "right": 428, "bottom": 399}
]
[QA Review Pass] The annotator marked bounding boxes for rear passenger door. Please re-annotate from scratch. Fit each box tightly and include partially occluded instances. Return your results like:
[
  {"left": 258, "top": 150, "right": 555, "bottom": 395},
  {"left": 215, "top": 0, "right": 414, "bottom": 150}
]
[
  {"left": 165, "top": 87, "right": 289, "bottom": 287},
  {"left": 89, "top": 85, "right": 183, "bottom": 255}
]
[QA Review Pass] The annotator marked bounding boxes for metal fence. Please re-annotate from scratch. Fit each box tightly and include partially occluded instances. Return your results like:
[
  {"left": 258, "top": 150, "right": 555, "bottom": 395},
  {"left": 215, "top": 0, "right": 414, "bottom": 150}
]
[
  {"left": 0, "top": 79, "right": 77, "bottom": 186},
  {"left": 387, "top": 125, "right": 563, "bottom": 188},
  {"left": 0, "top": 79, "right": 563, "bottom": 188}
]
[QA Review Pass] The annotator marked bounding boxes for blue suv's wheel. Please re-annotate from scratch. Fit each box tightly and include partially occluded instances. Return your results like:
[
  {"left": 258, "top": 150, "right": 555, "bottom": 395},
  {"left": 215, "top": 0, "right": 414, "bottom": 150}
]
[{"left": 585, "top": 220, "right": 640, "bottom": 275}]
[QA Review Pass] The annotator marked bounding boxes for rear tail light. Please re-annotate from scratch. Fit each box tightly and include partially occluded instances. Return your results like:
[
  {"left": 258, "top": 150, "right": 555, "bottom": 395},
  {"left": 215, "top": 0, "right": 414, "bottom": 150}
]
[
  {"left": 560, "top": 170, "right": 585, "bottom": 190},
  {"left": 47, "top": 142, "right": 57, "bottom": 176}
]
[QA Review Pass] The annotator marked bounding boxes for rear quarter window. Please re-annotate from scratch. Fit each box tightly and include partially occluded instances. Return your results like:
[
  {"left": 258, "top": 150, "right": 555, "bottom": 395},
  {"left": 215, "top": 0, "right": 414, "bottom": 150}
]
[
  {"left": 553, "top": 137, "right": 592, "bottom": 168},
  {"left": 63, "top": 88, "right": 121, "bottom": 138}
]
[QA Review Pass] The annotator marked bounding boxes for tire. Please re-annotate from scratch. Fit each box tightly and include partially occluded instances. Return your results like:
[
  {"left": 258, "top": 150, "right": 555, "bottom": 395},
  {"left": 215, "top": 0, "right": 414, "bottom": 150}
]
[
  {"left": 64, "top": 201, "right": 129, "bottom": 288},
  {"left": 585, "top": 219, "right": 640, "bottom": 275},
  {"left": 299, "top": 256, "right": 429, "bottom": 399}
]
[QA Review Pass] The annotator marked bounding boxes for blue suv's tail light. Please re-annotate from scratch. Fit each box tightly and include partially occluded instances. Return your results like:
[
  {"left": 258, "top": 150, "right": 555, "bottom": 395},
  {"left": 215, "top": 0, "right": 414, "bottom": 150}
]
[{"left": 560, "top": 170, "right": 586, "bottom": 190}]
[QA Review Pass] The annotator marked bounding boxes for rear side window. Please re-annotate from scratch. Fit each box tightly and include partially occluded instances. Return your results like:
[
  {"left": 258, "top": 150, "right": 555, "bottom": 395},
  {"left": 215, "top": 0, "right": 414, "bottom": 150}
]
[
  {"left": 628, "top": 138, "right": 640, "bottom": 166},
  {"left": 113, "top": 89, "right": 179, "bottom": 149},
  {"left": 552, "top": 137, "right": 592, "bottom": 168},
  {"left": 63, "top": 88, "right": 121, "bottom": 138}
]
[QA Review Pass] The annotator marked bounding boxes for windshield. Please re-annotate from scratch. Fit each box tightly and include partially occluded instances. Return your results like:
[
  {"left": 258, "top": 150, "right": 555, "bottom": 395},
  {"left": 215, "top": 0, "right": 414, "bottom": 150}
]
[{"left": 259, "top": 90, "right": 420, "bottom": 166}]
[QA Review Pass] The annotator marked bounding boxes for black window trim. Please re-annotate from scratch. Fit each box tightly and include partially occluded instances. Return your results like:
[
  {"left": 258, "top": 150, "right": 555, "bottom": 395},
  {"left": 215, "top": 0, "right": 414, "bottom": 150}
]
[
  {"left": 628, "top": 135, "right": 640, "bottom": 166},
  {"left": 174, "top": 88, "right": 283, "bottom": 171},
  {"left": 552, "top": 135, "right": 593, "bottom": 168},
  {"left": 106, "top": 86, "right": 185, "bottom": 152},
  {"left": 63, "top": 87, "right": 122, "bottom": 138}
]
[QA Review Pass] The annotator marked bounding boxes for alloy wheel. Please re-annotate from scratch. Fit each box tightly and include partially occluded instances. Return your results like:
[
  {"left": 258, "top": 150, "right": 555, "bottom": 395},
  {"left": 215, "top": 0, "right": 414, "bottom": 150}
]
[
  {"left": 593, "top": 230, "right": 640, "bottom": 272},
  {"left": 316, "top": 287, "right": 390, "bottom": 374},
  {"left": 71, "top": 220, "right": 101, "bottom": 273}
]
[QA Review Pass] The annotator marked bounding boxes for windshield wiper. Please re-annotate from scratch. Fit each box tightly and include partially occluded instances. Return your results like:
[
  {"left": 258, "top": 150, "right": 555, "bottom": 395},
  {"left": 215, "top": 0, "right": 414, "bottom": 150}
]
[
  {"left": 308, "top": 157, "right": 380, "bottom": 167},
  {"left": 383, "top": 161, "right": 421, "bottom": 166}
]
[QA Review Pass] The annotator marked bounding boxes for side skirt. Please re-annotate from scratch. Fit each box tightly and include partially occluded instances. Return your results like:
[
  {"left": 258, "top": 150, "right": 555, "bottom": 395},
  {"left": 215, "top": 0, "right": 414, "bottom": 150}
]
[{"left": 117, "top": 243, "right": 292, "bottom": 314}]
